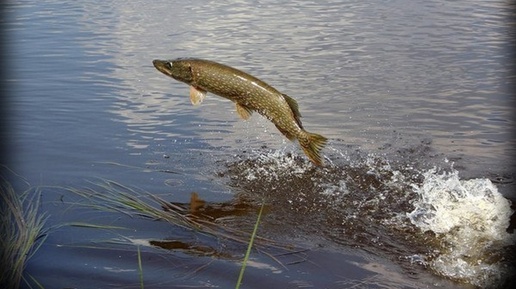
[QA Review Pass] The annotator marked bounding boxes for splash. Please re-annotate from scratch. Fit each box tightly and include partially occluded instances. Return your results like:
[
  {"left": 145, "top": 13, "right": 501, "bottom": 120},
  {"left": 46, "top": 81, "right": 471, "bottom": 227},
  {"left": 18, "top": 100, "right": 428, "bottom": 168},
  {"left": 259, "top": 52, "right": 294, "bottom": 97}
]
[
  {"left": 407, "top": 167, "right": 515, "bottom": 287},
  {"left": 238, "top": 149, "right": 310, "bottom": 182},
  {"left": 221, "top": 149, "right": 515, "bottom": 287}
]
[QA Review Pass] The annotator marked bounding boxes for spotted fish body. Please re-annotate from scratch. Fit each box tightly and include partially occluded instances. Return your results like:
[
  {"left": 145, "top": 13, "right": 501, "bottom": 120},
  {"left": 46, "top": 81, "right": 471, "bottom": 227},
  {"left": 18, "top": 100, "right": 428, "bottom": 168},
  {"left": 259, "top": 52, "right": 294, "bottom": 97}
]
[{"left": 152, "top": 58, "right": 327, "bottom": 166}]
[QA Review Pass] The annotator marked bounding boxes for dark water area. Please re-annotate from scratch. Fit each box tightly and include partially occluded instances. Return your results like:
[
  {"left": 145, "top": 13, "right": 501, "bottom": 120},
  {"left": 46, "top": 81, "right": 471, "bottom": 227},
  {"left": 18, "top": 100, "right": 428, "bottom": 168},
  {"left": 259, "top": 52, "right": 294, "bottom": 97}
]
[{"left": 2, "top": 0, "right": 515, "bottom": 288}]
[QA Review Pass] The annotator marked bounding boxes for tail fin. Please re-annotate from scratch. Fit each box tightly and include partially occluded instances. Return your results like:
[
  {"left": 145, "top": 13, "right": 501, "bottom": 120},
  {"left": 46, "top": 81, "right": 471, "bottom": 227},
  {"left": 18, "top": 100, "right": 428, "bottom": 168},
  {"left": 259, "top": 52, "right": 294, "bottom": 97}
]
[{"left": 299, "top": 131, "right": 328, "bottom": 166}]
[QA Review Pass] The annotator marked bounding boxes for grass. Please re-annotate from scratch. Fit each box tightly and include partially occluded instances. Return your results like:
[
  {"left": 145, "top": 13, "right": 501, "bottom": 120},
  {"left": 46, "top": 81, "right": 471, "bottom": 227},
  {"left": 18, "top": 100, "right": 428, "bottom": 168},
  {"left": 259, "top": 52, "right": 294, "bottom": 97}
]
[
  {"left": 235, "top": 202, "right": 265, "bottom": 289},
  {"left": 114, "top": 196, "right": 266, "bottom": 289},
  {"left": 0, "top": 168, "right": 282, "bottom": 289},
  {"left": 0, "top": 174, "right": 49, "bottom": 289},
  {"left": 70, "top": 180, "right": 281, "bottom": 250},
  {"left": 137, "top": 246, "right": 144, "bottom": 289},
  {"left": 69, "top": 180, "right": 294, "bottom": 288}
]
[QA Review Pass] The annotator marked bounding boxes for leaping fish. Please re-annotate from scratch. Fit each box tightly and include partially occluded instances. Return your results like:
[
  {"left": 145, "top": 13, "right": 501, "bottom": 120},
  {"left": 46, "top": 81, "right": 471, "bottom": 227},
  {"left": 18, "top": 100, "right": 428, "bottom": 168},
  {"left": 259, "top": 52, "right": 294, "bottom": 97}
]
[{"left": 152, "top": 58, "right": 327, "bottom": 166}]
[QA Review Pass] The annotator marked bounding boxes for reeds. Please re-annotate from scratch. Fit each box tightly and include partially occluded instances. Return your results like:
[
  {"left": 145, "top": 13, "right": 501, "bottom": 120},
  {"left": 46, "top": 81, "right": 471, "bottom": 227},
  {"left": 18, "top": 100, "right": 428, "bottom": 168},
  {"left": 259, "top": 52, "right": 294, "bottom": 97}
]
[
  {"left": 235, "top": 202, "right": 265, "bottom": 289},
  {"left": 0, "top": 172, "right": 292, "bottom": 289},
  {"left": 70, "top": 180, "right": 279, "bottom": 250},
  {"left": 70, "top": 180, "right": 293, "bottom": 288},
  {"left": 0, "top": 177, "right": 49, "bottom": 289},
  {"left": 137, "top": 246, "right": 144, "bottom": 289}
]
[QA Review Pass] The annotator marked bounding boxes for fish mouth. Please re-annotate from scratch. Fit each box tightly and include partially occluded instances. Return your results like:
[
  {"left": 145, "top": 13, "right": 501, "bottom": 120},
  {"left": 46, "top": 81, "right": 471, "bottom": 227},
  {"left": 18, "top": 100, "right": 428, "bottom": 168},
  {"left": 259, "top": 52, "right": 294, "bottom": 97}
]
[
  {"left": 153, "top": 59, "right": 175, "bottom": 77},
  {"left": 152, "top": 59, "right": 167, "bottom": 71}
]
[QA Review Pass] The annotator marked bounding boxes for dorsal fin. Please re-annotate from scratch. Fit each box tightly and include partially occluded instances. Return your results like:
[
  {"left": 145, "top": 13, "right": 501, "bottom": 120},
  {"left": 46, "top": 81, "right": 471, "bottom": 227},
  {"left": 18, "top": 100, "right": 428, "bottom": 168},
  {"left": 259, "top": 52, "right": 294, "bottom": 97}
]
[{"left": 282, "top": 94, "right": 303, "bottom": 128}]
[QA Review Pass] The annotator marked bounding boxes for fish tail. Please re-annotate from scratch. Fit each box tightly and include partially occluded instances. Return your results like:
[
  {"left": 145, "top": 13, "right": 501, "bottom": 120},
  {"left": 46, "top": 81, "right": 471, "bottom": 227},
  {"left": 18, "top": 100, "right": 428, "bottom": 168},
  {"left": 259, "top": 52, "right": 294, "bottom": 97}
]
[{"left": 299, "top": 130, "right": 328, "bottom": 166}]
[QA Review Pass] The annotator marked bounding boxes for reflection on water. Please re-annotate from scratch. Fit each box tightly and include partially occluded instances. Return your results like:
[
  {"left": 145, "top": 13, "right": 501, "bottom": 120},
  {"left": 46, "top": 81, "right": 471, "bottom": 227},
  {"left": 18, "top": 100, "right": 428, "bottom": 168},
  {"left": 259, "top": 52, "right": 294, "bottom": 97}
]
[{"left": 6, "top": 0, "right": 515, "bottom": 288}]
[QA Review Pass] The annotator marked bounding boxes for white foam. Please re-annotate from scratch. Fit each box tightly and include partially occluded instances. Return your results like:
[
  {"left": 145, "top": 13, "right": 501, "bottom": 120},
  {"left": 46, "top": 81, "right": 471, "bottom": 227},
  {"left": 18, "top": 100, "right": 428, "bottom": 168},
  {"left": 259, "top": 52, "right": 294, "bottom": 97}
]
[
  {"left": 227, "top": 149, "right": 515, "bottom": 286},
  {"left": 239, "top": 149, "right": 311, "bottom": 181},
  {"left": 407, "top": 167, "right": 515, "bottom": 287},
  {"left": 320, "top": 180, "right": 350, "bottom": 198}
]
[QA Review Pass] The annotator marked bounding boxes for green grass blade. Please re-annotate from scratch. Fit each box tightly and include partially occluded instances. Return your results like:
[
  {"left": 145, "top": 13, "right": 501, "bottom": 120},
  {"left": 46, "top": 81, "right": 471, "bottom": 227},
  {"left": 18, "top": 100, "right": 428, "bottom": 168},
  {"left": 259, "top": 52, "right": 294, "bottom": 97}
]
[
  {"left": 137, "top": 246, "right": 144, "bottom": 289},
  {"left": 0, "top": 179, "right": 48, "bottom": 289},
  {"left": 66, "top": 222, "right": 128, "bottom": 230},
  {"left": 235, "top": 202, "right": 265, "bottom": 289},
  {"left": 24, "top": 273, "right": 45, "bottom": 289}
]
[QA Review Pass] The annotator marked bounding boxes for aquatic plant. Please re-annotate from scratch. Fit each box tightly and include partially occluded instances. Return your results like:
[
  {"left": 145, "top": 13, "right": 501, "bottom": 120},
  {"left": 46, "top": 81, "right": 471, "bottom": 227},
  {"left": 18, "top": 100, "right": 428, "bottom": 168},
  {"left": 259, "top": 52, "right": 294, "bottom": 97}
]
[
  {"left": 69, "top": 180, "right": 291, "bottom": 288},
  {"left": 236, "top": 202, "right": 265, "bottom": 289},
  {"left": 137, "top": 246, "right": 144, "bottom": 289},
  {"left": 69, "top": 180, "right": 289, "bottom": 257},
  {"left": 0, "top": 175, "right": 49, "bottom": 289}
]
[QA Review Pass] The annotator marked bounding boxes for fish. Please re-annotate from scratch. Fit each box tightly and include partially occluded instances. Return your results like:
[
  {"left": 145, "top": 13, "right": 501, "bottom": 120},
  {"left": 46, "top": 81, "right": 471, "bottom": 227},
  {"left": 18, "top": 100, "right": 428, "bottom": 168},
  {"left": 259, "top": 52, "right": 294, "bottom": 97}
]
[{"left": 152, "top": 58, "right": 328, "bottom": 166}]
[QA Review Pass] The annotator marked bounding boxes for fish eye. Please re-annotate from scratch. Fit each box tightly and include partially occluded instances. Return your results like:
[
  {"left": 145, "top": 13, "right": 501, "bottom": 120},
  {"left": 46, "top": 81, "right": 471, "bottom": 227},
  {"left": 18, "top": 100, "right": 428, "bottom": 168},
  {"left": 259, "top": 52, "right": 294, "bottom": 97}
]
[{"left": 166, "top": 62, "right": 173, "bottom": 69}]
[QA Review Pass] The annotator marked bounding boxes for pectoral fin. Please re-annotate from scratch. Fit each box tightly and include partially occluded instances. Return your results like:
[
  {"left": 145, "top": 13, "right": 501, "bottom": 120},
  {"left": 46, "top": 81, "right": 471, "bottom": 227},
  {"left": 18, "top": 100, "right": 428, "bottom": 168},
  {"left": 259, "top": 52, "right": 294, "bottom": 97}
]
[
  {"left": 189, "top": 86, "right": 207, "bottom": 105},
  {"left": 235, "top": 103, "right": 253, "bottom": 120}
]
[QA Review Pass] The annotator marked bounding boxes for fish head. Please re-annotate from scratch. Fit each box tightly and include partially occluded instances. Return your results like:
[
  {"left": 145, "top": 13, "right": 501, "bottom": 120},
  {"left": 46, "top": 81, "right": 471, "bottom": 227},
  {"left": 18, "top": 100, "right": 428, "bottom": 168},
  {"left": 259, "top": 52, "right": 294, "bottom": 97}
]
[{"left": 152, "top": 59, "right": 194, "bottom": 84}]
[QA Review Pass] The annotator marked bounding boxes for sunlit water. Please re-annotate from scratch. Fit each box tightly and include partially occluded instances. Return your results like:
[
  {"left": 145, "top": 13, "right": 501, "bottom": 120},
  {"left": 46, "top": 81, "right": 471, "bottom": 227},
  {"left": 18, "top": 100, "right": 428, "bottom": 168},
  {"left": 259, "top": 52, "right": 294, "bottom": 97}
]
[{"left": 4, "top": 0, "right": 515, "bottom": 288}]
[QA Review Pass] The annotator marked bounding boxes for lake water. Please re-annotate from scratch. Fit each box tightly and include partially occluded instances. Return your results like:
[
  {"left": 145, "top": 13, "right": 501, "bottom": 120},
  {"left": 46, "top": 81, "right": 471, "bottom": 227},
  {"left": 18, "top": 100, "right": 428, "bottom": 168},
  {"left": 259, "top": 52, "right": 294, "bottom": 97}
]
[{"left": 3, "top": 0, "right": 515, "bottom": 288}]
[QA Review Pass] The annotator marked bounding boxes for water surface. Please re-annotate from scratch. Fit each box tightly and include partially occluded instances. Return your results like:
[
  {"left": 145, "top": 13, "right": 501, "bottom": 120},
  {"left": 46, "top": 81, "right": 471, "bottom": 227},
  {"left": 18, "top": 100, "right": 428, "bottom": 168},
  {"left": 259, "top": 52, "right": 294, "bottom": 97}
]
[{"left": 4, "top": 0, "right": 515, "bottom": 288}]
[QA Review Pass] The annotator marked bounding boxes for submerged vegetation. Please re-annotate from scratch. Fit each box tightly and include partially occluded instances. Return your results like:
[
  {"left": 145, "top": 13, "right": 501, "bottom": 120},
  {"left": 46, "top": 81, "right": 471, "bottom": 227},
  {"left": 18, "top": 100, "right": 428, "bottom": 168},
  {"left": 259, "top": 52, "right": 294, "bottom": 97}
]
[
  {"left": 69, "top": 180, "right": 278, "bottom": 250},
  {"left": 0, "top": 174, "right": 49, "bottom": 289},
  {"left": 68, "top": 180, "right": 295, "bottom": 288},
  {"left": 2, "top": 153, "right": 512, "bottom": 288},
  {"left": 236, "top": 202, "right": 265, "bottom": 289},
  {"left": 0, "top": 170, "right": 290, "bottom": 289}
]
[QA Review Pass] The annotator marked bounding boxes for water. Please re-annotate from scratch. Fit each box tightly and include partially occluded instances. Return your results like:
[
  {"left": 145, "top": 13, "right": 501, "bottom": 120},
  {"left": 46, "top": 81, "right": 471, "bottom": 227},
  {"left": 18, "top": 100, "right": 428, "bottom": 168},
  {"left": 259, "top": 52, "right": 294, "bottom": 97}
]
[{"left": 3, "top": 0, "right": 515, "bottom": 288}]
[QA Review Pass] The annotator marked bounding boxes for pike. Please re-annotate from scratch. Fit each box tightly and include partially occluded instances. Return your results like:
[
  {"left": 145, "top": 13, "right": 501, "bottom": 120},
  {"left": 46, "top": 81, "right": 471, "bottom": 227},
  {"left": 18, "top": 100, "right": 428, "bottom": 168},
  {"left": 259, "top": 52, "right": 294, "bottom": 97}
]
[{"left": 152, "top": 58, "right": 328, "bottom": 166}]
